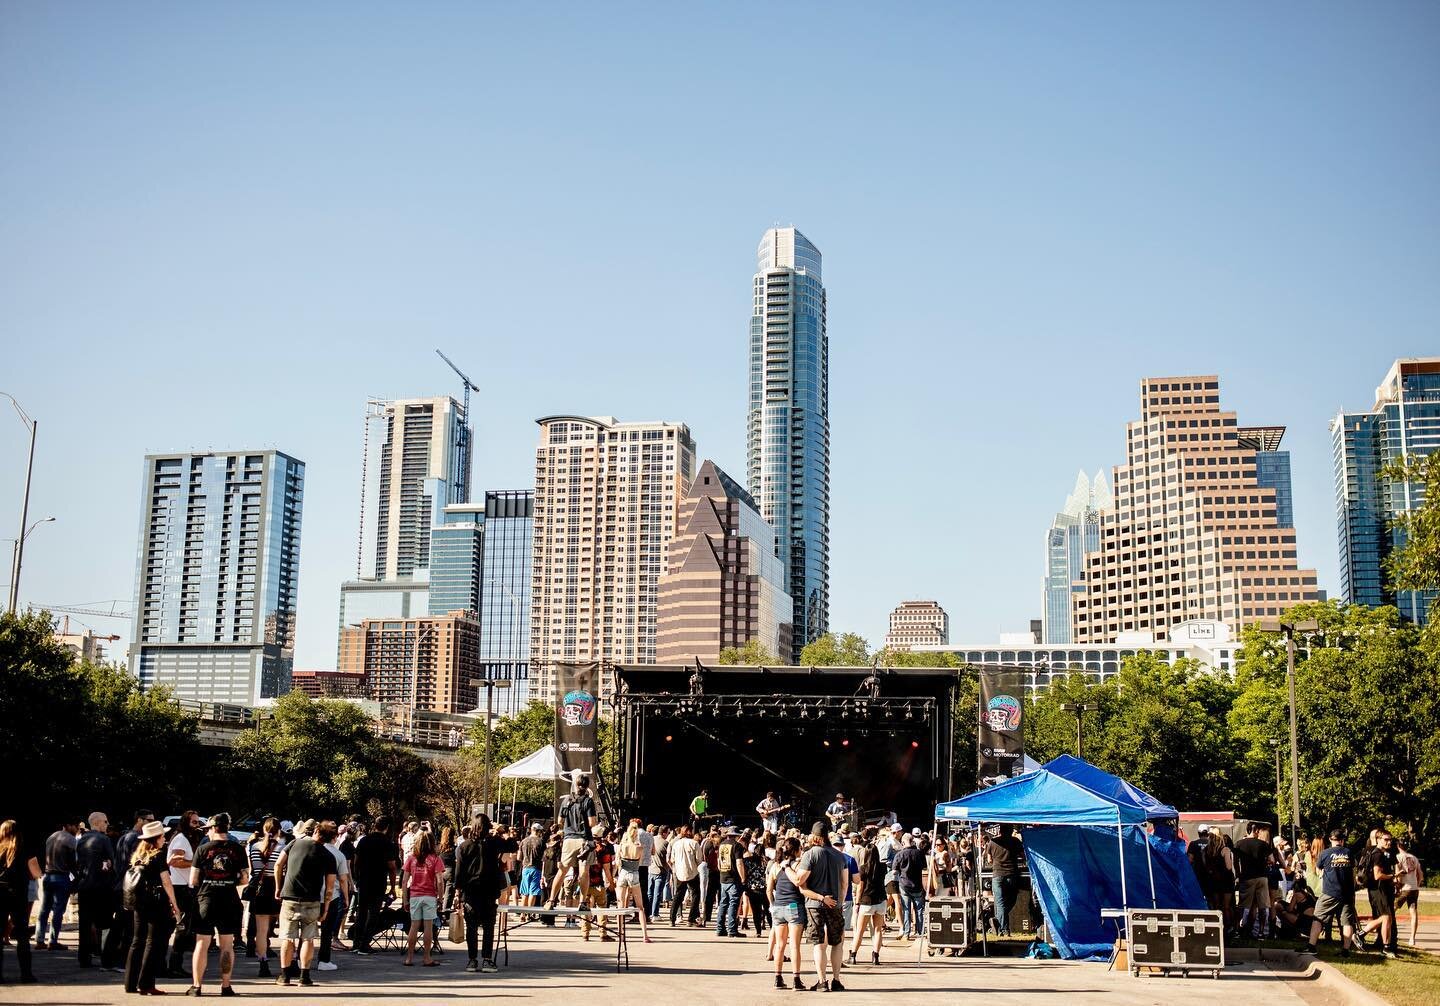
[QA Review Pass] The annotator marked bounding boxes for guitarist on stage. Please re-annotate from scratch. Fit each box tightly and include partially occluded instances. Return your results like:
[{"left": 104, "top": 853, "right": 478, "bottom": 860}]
[
  {"left": 755, "top": 791, "right": 790, "bottom": 835},
  {"left": 688, "top": 790, "right": 711, "bottom": 830}
]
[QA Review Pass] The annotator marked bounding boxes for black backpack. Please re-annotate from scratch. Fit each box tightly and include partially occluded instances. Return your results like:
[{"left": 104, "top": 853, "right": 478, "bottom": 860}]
[{"left": 122, "top": 860, "right": 157, "bottom": 912}]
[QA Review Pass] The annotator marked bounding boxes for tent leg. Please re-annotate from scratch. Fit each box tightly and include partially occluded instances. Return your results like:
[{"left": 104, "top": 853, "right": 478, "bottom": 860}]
[
  {"left": 1144, "top": 827, "right": 1156, "bottom": 908},
  {"left": 1117, "top": 821, "right": 1128, "bottom": 918}
]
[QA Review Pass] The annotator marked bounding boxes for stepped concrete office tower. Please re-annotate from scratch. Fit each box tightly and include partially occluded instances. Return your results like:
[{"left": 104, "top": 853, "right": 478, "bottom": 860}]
[
  {"left": 885, "top": 600, "right": 950, "bottom": 650},
  {"left": 1332, "top": 357, "right": 1440, "bottom": 625},
  {"left": 655, "top": 460, "right": 793, "bottom": 664},
  {"left": 1041, "top": 471, "right": 1113, "bottom": 644},
  {"left": 530, "top": 416, "right": 695, "bottom": 702},
  {"left": 357, "top": 396, "right": 471, "bottom": 581},
  {"left": 748, "top": 227, "right": 830, "bottom": 650},
  {"left": 129, "top": 451, "right": 305, "bottom": 704},
  {"left": 1072, "top": 376, "right": 1318, "bottom": 643}
]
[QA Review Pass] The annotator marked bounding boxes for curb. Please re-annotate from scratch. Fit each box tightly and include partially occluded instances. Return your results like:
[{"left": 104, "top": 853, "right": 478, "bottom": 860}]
[{"left": 1234, "top": 947, "right": 1392, "bottom": 1006}]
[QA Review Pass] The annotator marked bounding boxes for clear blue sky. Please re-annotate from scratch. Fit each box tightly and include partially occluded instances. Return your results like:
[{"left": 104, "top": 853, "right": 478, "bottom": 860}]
[{"left": 2, "top": 2, "right": 1437, "bottom": 669}]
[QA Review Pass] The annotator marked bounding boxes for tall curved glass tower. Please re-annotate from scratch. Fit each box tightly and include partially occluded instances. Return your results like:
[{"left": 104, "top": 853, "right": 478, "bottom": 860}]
[{"left": 748, "top": 227, "right": 830, "bottom": 650}]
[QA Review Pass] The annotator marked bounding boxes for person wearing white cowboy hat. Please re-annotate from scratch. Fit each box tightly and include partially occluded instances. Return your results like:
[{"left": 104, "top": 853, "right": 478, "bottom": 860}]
[{"left": 124, "top": 820, "right": 182, "bottom": 996}]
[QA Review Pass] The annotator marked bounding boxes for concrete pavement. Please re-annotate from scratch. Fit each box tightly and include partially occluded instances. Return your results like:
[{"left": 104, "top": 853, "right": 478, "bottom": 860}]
[{"left": 3, "top": 921, "right": 1317, "bottom": 1006}]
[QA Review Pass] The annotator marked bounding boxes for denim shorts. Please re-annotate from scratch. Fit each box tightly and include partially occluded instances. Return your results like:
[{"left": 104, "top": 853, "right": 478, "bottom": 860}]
[
  {"left": 772, "top": 902, "right": 802, "bottom": 926},
  {"left": 409, "top": 895, "right": 438, "bottom": 923}
]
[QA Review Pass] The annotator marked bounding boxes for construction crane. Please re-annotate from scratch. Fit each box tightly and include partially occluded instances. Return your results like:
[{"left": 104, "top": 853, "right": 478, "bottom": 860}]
[
  {"left": 435, "top": 349, "right": 479, "bottom": 504},
  {"left": 33, "top": 602, "right": 133, "bottom": 619}
]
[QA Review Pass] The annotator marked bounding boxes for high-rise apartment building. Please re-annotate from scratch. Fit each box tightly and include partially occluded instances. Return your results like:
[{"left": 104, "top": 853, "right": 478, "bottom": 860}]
[
  {"left": 429, "top": 503, "right": 485, "bottom": 617},
  {"left": 1042, "top": 471, "right": 1113, "bottom": 644},
  {"left": 289, "top": 669, "right": 367, "bottom": 699},
  {"left": 478, "top": 490, "right": 533, "bottom": 717},
  {"left": 655, "top": 461, "right": 793, "bottom": 664},
  {"left": 357, "top": 396, "right": 471, "bottom": 581},
  {"left": 1072, "top": 376, "right": 1318, "bottom": 643},
  {"left": 1332, "top": 358, "right": 1440, "bottom": 625},
  {"left": 747, "top": 227, "right": 830, "bottom": 650},
  {"left": 884, "top": 600, "right": 949, "bottom": 650},
  {"left": 129, "top": 450, "right": 304, "bottom": 704},
  {"left": 530, "top": 416, "right": 695, "bottom": 702},
  {"left": 337, "top": 612, "right": 481, "bottom": 714}
]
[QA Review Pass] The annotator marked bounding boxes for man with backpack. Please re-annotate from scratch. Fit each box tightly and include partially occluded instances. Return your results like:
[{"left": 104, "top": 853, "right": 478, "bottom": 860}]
[
  {"left": 452, "top": 812, "right": 504, "bottom": 973},
  {"left": 546, "top": 774, "right": 599, "bottom": 911}
]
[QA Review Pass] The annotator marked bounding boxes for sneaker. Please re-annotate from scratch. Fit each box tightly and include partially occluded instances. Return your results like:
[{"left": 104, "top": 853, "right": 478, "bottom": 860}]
[
  {"left": 257, "top": 960, "right": 271, "bottom": 978},
  {"left": 776, "top": 975, "right": 787, "bottom": 989},
  {"left": 299, "top": 973, "right": 314, "bottom": 987},
  {"left": 275, "top": 973, "right": 291, "bottom": 987},
  {"left": 793, "top": 975, "right": 808, "bottom": 991},
  {"left": 810, "top": 980, "right": 830, "bottom": 992},
  {"left": 1381, "top": 949, "right": 1397, "bottom": 960},
  {"left": 219, "top": 988, "right": 235, "bottom": 997},
  {"left": 465, "top": 959, "right": 479, "bottom": 973},
  {"left": 1297, "top": 946, "right": 1318, "bottom": 956},
  {"left": 481, "top": 960, "right": 497, "bottom": 973},
  {"left": 830, "top": 979, "right": 846, "bottom": 992},
  {"left": 185, "top": 989, "right": 202, "bottom": 997},
  {"left": 316, "top": 961, "right": 338, "bottom": 972},
  {"left": 350, "top": 949, "right": 372, "bottom": 957}
]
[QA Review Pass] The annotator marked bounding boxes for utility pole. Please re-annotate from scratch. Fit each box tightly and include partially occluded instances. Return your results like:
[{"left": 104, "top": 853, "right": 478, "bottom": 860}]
[
  {"left": 1262, "top": 618, "right": 1317, "bottom": 852},
  {"left": 3, "top": 393, "right": 37, "bottom": 614}
]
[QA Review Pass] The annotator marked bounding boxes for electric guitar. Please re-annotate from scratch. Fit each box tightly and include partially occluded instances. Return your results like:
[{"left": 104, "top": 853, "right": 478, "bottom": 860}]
[{"left": 758, "top": 803, "right": 793, "bottom": 823}]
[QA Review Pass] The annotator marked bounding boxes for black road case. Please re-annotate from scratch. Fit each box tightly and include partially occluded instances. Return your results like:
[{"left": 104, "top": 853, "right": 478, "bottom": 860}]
[
  {"left": 925, "top": 897, "right": 973, "bottom": 949},
  {"left": 1126, "top": 908, "right": 1225, "bottom": 978}
]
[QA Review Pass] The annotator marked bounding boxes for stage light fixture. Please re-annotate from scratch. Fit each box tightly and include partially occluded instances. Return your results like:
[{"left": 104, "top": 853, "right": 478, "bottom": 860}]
[
  {"left": 665, "top": 734, "right": 674, "bottom": 742},
  {"left": 841, "top": 738, "right": 850, "bottom": 747},
  {"left": 822, "top": 739, "right": 831, "bottom": 747},
  {"left": 910, "top": 740, "right": 920, "bottom": 749},
  {"left": 746, "top": 737, "right": 754, "bottom": 744}
]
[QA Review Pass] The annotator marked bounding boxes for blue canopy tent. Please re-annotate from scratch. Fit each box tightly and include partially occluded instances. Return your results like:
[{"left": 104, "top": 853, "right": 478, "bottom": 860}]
[
  {"left": 1043, "top": 755, "right": 1207, "bottom": 916},
  {"left": 936, "top": 768, "right": 1190, "bottom": 959}
]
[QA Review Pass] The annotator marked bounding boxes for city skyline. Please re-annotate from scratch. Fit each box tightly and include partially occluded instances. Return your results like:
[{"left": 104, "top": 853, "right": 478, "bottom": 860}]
[{"left": 4, "top": 5, "right": 1437, "bottom": 671}]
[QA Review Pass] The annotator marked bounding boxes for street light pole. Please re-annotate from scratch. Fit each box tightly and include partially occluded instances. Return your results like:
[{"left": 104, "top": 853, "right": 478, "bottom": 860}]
[
  {"left": 1262, "top": 617, "right": 1316, "bottom": 851},
  {"left": 1269, "top": 738, "right": 1283, "bottom": 831},
  {"left": 469, "top": 677, "right": 512, "bottom": 814},
  {"left": 1060, "top": 701, "right": 1096, "bottom": 760},
  {"left": 2, "top": 393, "right": 37, "bottom": 615}
]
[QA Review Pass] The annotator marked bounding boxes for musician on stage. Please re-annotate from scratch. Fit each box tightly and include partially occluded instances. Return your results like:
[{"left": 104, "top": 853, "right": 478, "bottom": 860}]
[
  {"left": 755, "top": 791, "right": 787, "bottom": 835},
  {"left": 825, "top": 793, "right": 854, "bottom": 831},
  {"left": 688, "top": 789, "right": 710, "bottom": 829}
]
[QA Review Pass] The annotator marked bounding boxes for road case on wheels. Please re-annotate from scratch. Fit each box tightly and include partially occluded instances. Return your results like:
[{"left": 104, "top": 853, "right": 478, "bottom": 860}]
[
  {"left": 1125, "top": 908, "right": 1225, "bottom": 978},
  {"left": 923, "top": 897, "right": 974, "bottom": 956}
]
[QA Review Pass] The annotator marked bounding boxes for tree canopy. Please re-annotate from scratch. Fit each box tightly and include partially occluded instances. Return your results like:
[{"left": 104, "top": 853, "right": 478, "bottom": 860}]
[{"left": 799, "top": 632, "right": 871, "bottom": 666}]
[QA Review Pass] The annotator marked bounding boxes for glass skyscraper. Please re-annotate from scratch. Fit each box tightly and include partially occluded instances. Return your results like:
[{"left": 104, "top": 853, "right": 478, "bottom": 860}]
[
  {"left": 747, "top": 227, "right": 829, "bottom": 649},
  {"left": 1041, "top": 471, "right": 1111, "bottom": 644},
  {"left": 1332, "top": 358, "right": 1440, "bottom": 625},
  {"left": 429, "top": 503, "right": 485, "bottom": 617},
  {"left": 129, "top": 450, "right": 304, "bottom": 705},
  {"left": 478, "top": 490, "right": 532, "bottom": 716}
]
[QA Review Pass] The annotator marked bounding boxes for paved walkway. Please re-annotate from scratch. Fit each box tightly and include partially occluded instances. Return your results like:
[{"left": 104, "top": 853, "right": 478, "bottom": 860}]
[{"left": 4, "top": 923, "right": 1313, "bottom": 1005}]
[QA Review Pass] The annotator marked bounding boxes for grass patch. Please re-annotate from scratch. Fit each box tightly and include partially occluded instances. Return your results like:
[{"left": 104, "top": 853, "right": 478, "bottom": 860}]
[{"left": 1308, "top": 943, "right": 1438, "bottom": 1006}]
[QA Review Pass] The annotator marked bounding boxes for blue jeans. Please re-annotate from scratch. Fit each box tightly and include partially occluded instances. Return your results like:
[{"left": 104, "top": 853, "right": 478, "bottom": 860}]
[
  {"left": 994, "top": 875, "right": 1019, "bottom": 936},
  {"left": 38, "top": 874, "right": 71, "bottom": 945},
  {"left": 899, "top": 888, "right": 926, "bottom": 938},
  {"left": 716, "top": 881, "right": 740, "bottom": 935},
  {"left": 647, "top": 871, "right": 670, "bottom": 919}
]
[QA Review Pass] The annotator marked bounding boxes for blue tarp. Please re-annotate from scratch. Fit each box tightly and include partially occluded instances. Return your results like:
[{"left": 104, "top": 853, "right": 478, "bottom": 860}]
[
  {"left": 935, "top": 769, "right": 1143, "bottom": 826},
  {"left": 1043, "top": 755, "right": 1181, "bottom": 821}
]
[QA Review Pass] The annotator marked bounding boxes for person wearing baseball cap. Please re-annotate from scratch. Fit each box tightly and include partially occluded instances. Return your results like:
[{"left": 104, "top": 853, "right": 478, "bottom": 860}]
[{"left": 187, "top": 813, "right": 247, "bottom": 996}]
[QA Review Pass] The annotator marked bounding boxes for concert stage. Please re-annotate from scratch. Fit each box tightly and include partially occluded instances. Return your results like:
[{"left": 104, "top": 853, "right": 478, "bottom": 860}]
[{"left": 615, "top": 664, "right": 958, "bottom": 828}]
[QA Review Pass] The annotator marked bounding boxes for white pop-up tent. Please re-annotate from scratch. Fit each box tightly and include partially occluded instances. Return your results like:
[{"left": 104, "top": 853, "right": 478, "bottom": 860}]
[{"left": 497, "top": 745, "right": 574, "bottom": 824}]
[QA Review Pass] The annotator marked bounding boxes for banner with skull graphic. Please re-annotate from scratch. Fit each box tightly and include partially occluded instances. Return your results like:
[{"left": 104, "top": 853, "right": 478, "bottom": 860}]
[
  {"left": 977, "top": 668, "right": 1025, "bottom": 787},
  {"left": 554, "top": 662, "right": 600, "bottom": 787}
]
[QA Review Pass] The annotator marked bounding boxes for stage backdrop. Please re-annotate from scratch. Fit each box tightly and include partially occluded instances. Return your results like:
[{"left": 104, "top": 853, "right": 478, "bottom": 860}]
[
  {"left": 977, "top": 668, "right": 1026, "bottom": 787},
  {"left": 554, "top": 662, "right": 600, "bottom": 785}
]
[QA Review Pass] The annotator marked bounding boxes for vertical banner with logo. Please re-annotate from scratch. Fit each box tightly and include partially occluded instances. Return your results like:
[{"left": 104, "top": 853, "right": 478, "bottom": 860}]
[
  {"left": 977, "top": 668, "right": 1025, "bottom": 787},
  {"left": 554, "top": 662, "right": 600, "bottom": 787}
]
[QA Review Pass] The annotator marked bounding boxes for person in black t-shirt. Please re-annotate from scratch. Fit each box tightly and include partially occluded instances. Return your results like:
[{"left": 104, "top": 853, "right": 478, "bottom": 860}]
[
  {"left": 985, "top": 825, "right": 1024, "bottom": 936},
  {"left": 187, "top": 813, "right": 249, "bottom": 995},
  {"left": 350, "top": 817, "right": 399, "bottom": 955},
  {"left": 1233, "top": 823, "right": 1276, "bottom": 939},
  {"left": 274, "top": 821, "right": 337, "bottom": 987},
  {"left": 1302, "top": 829, "right": 1358, "bottom": 955},
  {"left": 1358, "top": 831, "right": 1399, "bottom": 956}
]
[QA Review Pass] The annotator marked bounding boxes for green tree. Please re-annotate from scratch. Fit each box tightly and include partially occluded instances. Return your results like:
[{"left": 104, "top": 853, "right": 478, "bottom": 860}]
[
  {"left": 799, "top": 632, "right": 870, "bottom": 666},
  {"left": 1381, "top": 452, "right": 1440, "bottom": 607},
  {"left": 875, "top": 648, "right": 962, "bottom": 668},
  {"left": 718, "top": 639, "right": 778, "bottom": 665}
]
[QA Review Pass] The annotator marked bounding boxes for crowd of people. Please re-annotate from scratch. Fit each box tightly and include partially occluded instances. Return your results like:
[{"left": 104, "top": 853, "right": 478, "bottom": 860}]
[
  {"left": 0, "top": 784, "right": 1427, "bottom": 993},
  {"left": 1185, "top": 821, "right": 1426, "bottom": 957}
]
